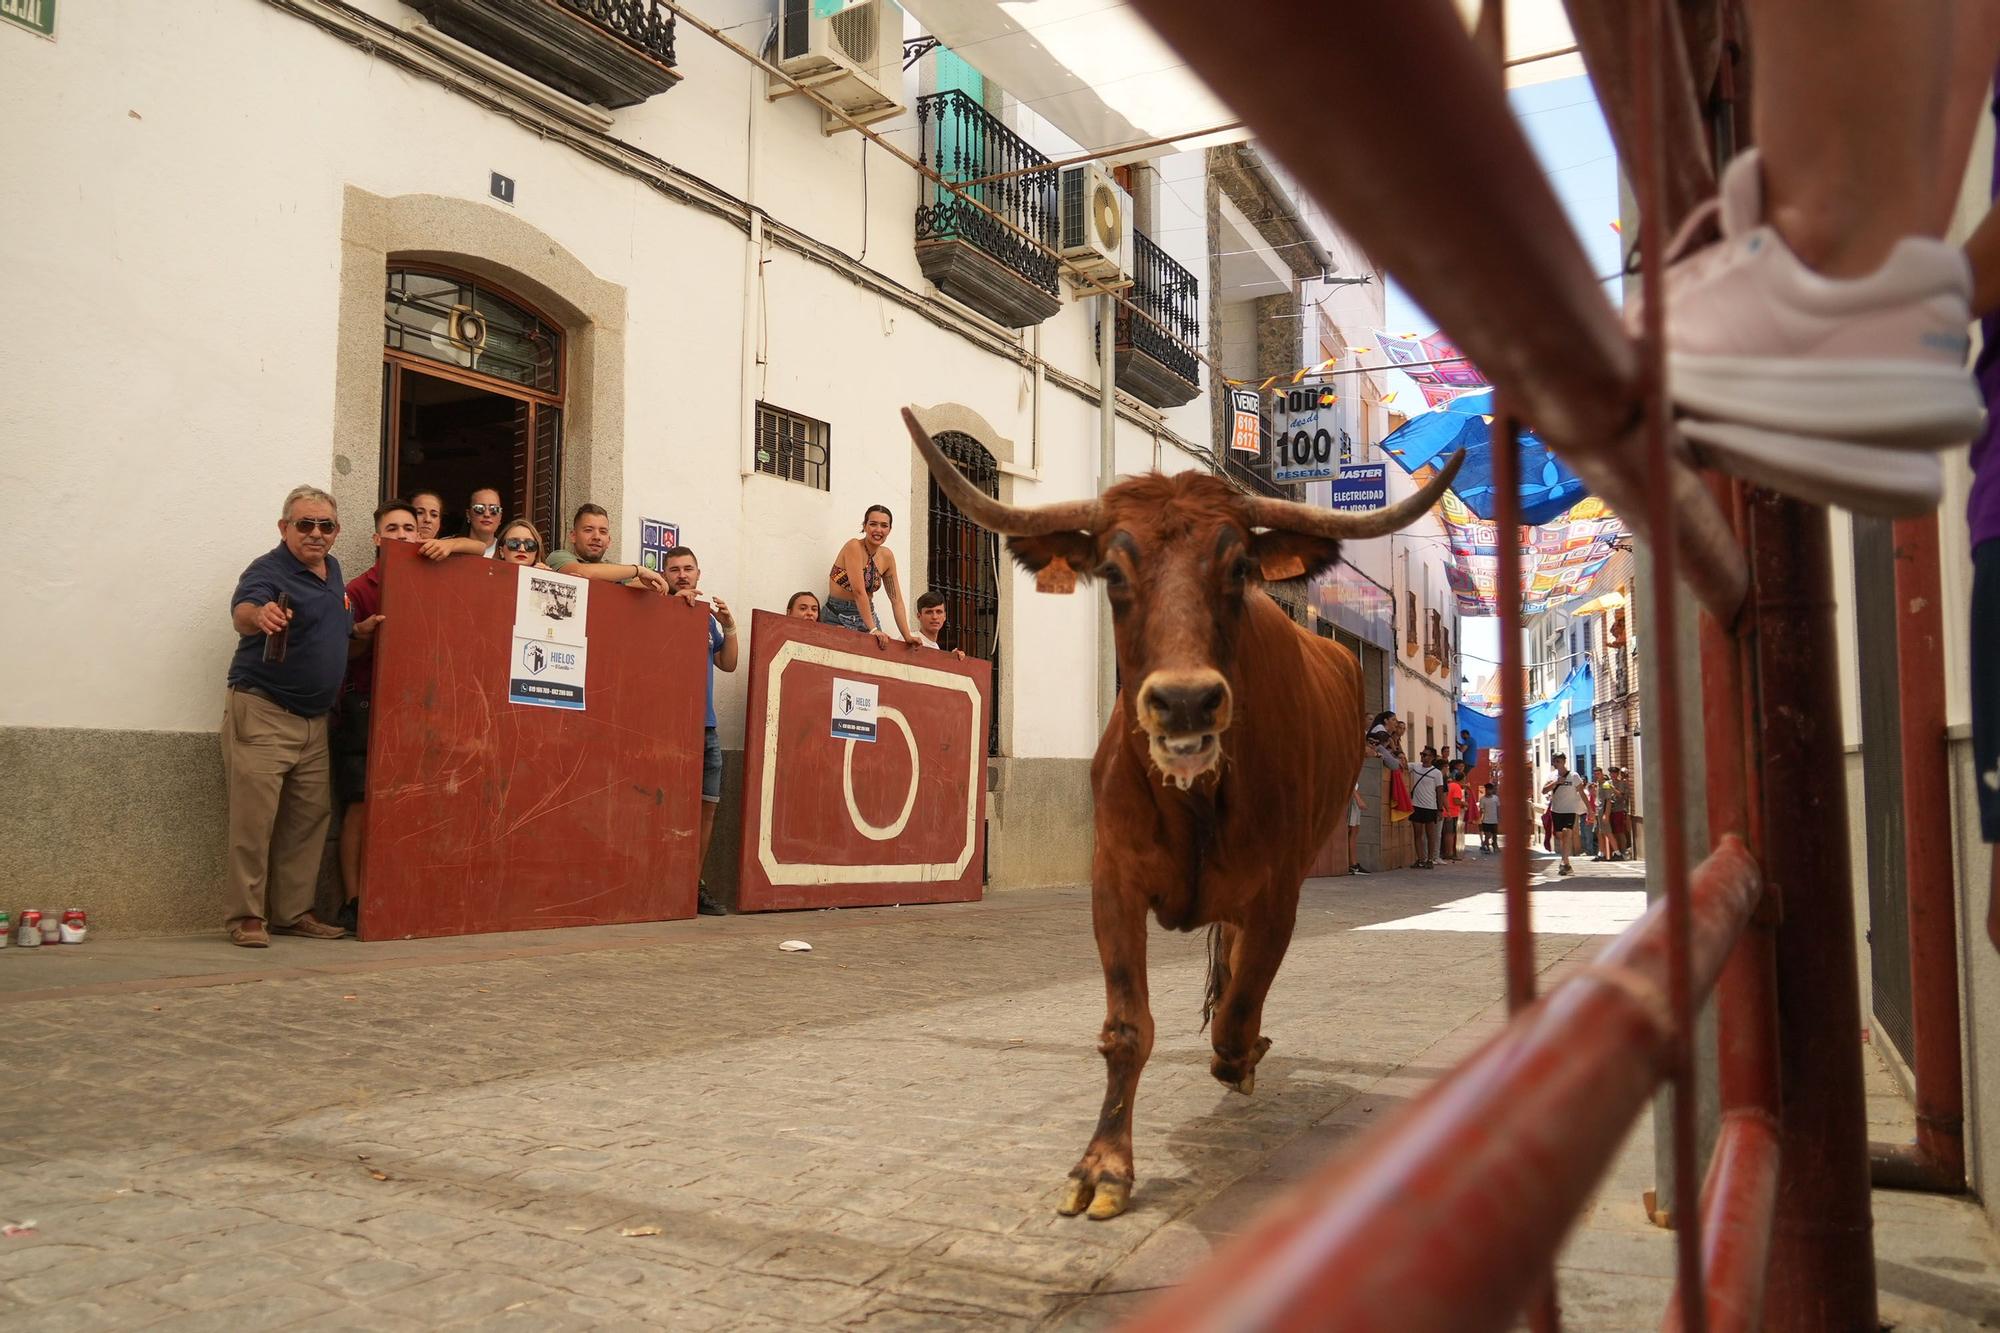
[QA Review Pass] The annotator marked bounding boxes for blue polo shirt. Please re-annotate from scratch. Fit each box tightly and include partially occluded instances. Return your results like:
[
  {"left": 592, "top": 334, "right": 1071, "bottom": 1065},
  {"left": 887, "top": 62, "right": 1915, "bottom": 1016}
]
[
  {"left": 226, "top": 544, "right": 350, "bottom": 717},
  {"left": 704, "top": 617, "right": 724, "bottom": 729}
]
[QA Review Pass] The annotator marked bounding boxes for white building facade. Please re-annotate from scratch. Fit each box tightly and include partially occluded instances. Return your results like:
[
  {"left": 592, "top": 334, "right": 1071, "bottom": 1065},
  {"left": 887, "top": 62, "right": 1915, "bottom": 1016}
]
[{"left": 3, "top": 0, "right": 1396, "bottom": 928}]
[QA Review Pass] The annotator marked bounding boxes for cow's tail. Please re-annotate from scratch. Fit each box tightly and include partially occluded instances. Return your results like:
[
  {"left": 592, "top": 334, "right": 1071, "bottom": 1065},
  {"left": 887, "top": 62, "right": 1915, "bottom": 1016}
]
[{"left": 1201, "top": 924, "right": 1229, "bottom": 1033}]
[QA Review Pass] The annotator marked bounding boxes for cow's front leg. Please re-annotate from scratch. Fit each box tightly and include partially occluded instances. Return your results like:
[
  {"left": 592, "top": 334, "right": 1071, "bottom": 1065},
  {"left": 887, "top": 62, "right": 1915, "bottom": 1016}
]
[
  {"left": 1209, "top": 910, "right": 1295, "bottom": 1094},
  {"left": 1059, "top": 883, "right": 1153, "bottom": 1221}
]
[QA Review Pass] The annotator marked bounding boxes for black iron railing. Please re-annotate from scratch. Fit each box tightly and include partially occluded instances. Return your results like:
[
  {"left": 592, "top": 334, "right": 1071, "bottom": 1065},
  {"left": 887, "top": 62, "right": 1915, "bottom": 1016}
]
[
  {"left": 1118, "top": 231, "right": 1200, "bottom": 383},
  {"left": 915, "top": 91, "right": 1061, "bottom": 298},
  {"left": 927, "top": 430, "right": 1003, "bottom": 756},
  {"left": 560, "top": 0, "right": 674, "bottom": 65}
]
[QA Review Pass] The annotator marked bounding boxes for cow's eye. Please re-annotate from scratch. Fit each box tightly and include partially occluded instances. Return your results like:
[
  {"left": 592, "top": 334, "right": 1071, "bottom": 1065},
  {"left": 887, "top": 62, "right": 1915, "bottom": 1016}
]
[
  {"left": 1096, "top": 562, "right": 1127, "bottom": 588},
  {"left": 1231, "top": 555, "right": 1257, "bottom": 583}
]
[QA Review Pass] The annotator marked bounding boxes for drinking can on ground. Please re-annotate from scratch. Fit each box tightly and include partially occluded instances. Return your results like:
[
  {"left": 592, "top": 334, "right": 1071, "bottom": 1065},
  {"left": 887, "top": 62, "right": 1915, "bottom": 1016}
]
[
  {"left": 0, "top": 911, "right": 10, "bottom": 947},
  {"left": 15, "top": 911, "right": 42, "bottom": 948},
  {"left": 59, "top": 909, "right": 88, "bottom": 944},
  {"left": 38, "top": 912, "right": 60, "bottom": 945}
]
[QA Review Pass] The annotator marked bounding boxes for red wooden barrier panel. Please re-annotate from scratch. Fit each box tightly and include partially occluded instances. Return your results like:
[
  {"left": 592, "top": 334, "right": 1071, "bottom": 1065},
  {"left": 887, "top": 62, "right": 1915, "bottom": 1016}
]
[
  {"left": 359, "top": 542, "right": 708, "bottom": 939},
  {"left": 735, "top": 611, "right": 991, "bottom": 912}
]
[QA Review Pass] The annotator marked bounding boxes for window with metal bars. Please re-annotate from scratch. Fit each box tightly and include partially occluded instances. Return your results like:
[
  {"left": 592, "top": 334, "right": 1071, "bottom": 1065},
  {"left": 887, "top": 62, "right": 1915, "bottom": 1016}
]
[
  {"left": 927, "top": 431, "right": 1002, "bottom": 756},
  {"left": 754, "top": 403, "right": 831, "bottom": 490},
  {"left": 382, "top": 267, "right": 564, "bottom": 544}
]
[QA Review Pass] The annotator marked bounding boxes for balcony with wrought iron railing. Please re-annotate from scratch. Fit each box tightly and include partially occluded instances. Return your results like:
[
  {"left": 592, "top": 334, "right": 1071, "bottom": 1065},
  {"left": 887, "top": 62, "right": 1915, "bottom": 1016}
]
[
  {"left": 914, "top": 90, "right": 1063, "bottom": 329},
  {"left": 1111, "top": 230, "right": 1201, "bottom": 408},
  {"left": 409, "top": 0, "right": 680, "bottom": 109}
]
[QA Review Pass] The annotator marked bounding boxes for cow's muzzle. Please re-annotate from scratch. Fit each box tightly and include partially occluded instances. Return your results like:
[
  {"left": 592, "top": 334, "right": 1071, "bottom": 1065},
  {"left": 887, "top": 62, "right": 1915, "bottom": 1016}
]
[{"left": 1137, "top": 671, "right": 1232, "bottom": 789}]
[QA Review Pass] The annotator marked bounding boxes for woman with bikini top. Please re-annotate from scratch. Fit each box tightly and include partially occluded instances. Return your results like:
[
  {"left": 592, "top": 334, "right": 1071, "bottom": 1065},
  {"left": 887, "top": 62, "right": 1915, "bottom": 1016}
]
[{"left": 822, "top": 503, "right": 917, "bottom": 650}]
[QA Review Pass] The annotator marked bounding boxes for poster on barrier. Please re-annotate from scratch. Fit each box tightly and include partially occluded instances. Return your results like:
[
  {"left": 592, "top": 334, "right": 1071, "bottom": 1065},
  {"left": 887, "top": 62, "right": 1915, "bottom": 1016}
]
[
  {"left": 513, "top": 567, "right": 588, "bottom": 645},
  {"left": 830, "top": 676, "right": 879, "bottom": 742},
  {"left": 508, "top": 635, "right": 587, "bottom": 710}
]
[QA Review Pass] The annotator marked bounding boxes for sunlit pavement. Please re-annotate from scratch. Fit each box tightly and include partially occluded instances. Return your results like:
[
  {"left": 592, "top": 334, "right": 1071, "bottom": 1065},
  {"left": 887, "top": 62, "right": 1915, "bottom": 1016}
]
[{"left": 1, "top": 853, "right": 1992, "bottom": 1330}]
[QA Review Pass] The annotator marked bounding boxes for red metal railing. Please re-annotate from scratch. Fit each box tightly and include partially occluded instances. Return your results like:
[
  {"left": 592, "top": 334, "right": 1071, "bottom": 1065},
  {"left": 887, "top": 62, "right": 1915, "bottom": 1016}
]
[
  {"left": 1112, "top": 0, "right": 1951, "bottom": 1327},
  {"left": 1123, "top": 841, "right": 1762, "bottom": 1333}
]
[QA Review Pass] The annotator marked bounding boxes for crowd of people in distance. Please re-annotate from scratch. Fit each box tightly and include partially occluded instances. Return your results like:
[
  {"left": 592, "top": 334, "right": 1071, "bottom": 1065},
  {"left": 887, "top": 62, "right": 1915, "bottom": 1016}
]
[
  {"left": 1362, "top": 712, "right": 1482, "bottom": 871},
  {"left": 220, "top": 485, "right": 977, "bottom": 947},
  {"left": 1355, "top": 713, "right": 1630, "bottom": 875}
]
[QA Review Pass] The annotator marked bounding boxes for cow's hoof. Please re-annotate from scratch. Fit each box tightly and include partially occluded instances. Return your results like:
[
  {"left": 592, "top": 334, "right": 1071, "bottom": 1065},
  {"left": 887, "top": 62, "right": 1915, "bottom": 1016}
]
[
  {"left": 1058, "top": 1177, "right": 1094, "bottom": 1217},
  {"left": 1086, "top": 1179, "right": 1131, "bottom": 1220},
  {"left": 1212, "top": 1036, "right": 1273, "bottom": 1093}
]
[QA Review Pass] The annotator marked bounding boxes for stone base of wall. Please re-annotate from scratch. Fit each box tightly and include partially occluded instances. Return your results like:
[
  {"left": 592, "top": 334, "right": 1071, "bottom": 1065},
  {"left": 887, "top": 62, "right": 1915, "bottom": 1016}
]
[
  {"left": 986, "top": 756, "right": 1094, "bottom": 890},
  {"left": 2, "top": 726, "right": 229, "bottom": 936},
  {"left": 4, "top": 728, "right": 1098, "bottom": 935}
]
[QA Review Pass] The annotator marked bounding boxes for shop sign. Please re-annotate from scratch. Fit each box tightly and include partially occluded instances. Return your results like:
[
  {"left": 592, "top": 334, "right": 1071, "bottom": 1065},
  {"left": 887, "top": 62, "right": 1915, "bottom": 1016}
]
[
  {"left": 1271, "top": 385, "right": 1339, "bottom": 483},
  {"left": 1, "top": 0, "right": 55, "bottom": 39}
]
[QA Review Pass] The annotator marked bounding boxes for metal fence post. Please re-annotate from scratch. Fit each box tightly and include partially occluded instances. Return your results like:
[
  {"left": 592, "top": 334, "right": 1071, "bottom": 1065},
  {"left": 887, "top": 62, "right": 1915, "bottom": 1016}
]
[{"left": 1746, "top": 491, "right": 1878, "bottom": 1329}]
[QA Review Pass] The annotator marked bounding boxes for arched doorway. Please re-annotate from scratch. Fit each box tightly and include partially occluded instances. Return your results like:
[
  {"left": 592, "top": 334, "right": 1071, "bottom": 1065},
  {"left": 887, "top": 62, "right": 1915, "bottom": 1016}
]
[
  {"left": 927, "top": 431, "right": 1002, "bottom": 756},
  {"left": 381, "top": 268, "right": 564, "bottom": 540}
]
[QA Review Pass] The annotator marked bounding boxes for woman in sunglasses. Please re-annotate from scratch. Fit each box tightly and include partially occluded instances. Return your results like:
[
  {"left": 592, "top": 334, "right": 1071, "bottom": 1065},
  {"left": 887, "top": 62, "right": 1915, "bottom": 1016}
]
[
  {"left": 488, "top": 518, "right": 550, "bottom": 569},
  {"left": 419, "top": 486, "right": 509, "bottom": 562}
]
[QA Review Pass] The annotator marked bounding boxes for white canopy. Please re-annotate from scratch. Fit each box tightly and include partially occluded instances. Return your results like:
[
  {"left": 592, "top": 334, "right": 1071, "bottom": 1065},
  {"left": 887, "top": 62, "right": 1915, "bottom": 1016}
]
[{"left": 898, "top": 0, "right": 1583, "bottom": 160}]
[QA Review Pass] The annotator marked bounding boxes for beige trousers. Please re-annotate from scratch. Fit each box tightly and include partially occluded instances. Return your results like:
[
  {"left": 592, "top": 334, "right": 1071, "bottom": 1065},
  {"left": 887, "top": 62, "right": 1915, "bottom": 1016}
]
[{"left": 220, "top": 688, "right": 332, "bottom": 929}]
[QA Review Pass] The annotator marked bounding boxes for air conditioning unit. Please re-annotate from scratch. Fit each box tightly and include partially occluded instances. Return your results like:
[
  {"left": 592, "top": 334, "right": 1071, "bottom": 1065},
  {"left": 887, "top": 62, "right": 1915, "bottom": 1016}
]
[
  {"left": 1059, "top": 163, "right": 1133, "bottom": 282},
  {"left": 770, "top": 0, "right": 907, "bottom": 130}
]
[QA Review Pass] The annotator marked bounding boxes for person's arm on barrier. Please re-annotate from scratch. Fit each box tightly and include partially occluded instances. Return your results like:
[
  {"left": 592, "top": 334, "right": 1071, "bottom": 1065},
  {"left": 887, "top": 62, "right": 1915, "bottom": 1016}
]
[
  {"left": 551, "top": 548, "right": 667, "bottom": 591},
  {"left": 879, "top": 551, "right": 918, "bottom": 648},
  {"left": 418, "top": 537, "right": 487, "bottom": 561}
]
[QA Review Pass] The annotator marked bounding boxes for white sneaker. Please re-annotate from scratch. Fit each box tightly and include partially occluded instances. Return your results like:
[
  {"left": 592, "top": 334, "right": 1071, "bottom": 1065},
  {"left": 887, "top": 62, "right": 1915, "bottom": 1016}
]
[
  {"left": 1660, "top": 149, "right": 1982, "bottom": 450},
  {"left": 1678, "top": 419, "right": 1944, "bottom": 517}
]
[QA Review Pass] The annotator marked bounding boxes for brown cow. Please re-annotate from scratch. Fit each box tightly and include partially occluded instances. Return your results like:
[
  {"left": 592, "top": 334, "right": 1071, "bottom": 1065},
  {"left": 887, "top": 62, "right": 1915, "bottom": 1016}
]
[{"left": 906, "top": 408, "right": 1462, "bottom": 1220}]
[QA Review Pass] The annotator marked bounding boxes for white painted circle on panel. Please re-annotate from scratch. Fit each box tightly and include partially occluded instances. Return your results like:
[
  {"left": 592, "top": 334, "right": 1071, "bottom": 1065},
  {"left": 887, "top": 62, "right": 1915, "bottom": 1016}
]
[{"left": 842, "top": 706, "right": 920, "bottom": 841}]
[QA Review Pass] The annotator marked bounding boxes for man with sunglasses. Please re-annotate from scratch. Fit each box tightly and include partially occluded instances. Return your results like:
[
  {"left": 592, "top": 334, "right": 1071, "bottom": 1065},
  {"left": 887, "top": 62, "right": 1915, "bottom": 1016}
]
[
  {"left": 222, "top": 486, "right": 371, "bottom": 947},
  {"left": 332, "top": 500, "right": 421, "bottom": 933}
]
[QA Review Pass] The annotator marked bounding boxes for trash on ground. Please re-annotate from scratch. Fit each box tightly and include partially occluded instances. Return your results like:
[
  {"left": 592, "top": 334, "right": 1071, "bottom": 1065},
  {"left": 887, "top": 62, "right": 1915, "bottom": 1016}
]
[{"left": 778, "top": 939, "right": 812, "bottom": 953}]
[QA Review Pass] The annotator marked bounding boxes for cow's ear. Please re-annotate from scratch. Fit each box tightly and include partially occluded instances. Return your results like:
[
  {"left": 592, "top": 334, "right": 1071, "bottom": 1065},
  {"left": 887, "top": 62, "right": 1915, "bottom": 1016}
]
[
  {"left": 1008, "top": 532, "right": 1096, "bottom": 594},
  {"left": 1249, "top": 531, "right": 1341, "bottom": 583}
]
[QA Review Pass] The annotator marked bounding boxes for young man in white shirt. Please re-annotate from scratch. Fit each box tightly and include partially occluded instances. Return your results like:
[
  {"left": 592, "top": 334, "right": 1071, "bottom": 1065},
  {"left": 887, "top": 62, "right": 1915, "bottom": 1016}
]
[
  {"left": 1542, "top": 753, "right": 1586, "bottom": 876},
  {"left": 911, "top": 591, "right": 966, "bottom": 659},
  {"left": 1406, "top": 746, "right": 1444, "bottom": 869}
]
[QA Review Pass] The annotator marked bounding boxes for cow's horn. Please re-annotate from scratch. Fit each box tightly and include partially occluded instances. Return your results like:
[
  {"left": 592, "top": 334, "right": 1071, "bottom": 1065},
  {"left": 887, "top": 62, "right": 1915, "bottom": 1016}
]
[
  {"left": 903, "top": 408, "right": 1102, "bottom": 535},
  {"left": 1241, "top": 449, "right": 1468, "bottom": 539}
]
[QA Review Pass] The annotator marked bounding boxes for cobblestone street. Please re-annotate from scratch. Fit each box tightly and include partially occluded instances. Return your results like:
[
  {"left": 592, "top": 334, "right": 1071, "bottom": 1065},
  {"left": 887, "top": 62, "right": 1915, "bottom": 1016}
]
[{"left": 4, "top": 856, "right": 1997, "bottom": 1330}]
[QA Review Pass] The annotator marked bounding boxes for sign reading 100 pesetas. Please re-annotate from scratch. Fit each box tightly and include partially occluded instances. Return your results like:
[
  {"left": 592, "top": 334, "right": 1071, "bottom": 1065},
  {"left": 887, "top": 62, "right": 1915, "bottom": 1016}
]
[{"left": 1270, "top": 386, "right": 1339, "bottom": 484}]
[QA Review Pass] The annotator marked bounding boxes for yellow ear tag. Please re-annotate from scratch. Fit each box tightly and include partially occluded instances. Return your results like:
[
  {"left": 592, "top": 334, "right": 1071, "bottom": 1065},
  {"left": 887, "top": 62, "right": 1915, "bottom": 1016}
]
[
  {"left": 1259, "top": 553, "right": 1307, "bottom": 581},
  {"left": 1035, "top": 556, "right": 1080, "bottom": 594}
]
